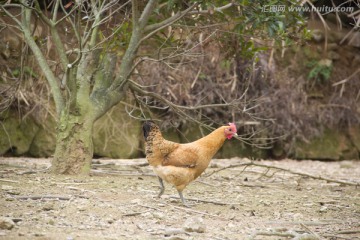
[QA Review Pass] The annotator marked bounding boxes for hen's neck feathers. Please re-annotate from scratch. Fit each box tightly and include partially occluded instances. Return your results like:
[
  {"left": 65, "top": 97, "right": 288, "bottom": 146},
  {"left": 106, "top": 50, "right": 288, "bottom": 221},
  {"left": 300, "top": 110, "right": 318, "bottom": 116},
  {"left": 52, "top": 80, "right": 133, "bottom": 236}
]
[
  {"left": 194, "top": 126, "right": 227, "bottom": 144},
  {"left": 190, "top": 126, "right": 228, "bottom": 155}
]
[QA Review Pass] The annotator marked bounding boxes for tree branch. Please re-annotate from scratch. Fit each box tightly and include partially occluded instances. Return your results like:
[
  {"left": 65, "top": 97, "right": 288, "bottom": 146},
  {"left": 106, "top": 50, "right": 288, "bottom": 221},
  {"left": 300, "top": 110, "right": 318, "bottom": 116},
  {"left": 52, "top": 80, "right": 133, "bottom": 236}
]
[
  {"left": 144, "top": 3, "right": 197, "bottom": 33},
  {"left": 138, "top": 0, "right": 158, "bottom": 29},
  {"left": 36, "top": 3, "right": 70, "bottom": 70},
  {"left": 31, "top": 1, "right": 70, "bottom": 73},
  {"left": 131, "top": 0, "right": 140, "bottom": 26},
  {"left": 93, "top": 52, "right": 117, "bottom": 92},
  {"left": 107, "top": 0, "right": 158, "bottom": 93},
  {"left": 76, "top": 49, "right": 101, "bottom": 112},
  {"left": 129, "top": 80, "right": 244, "bottom": 111},
  {"left": 7, "top": 2, "right": 65, "bottom": 116},
  {"left": 332, "top": 67, "right": 360, "bottom": 86},
  {"left": 129, "top": 81, "right": 210, "bottom": 126},
  {"left": 142, "top": 2, "right": 235, "bottom": 42},
  {"left": 89, "top": 0, "right": 102, "bottom": 48},
  {"left": 89, "top": 0, "right": 157, "bottom": 120},
  {"left": 188, "top": 2, "right": 235, "bottom": 15}
]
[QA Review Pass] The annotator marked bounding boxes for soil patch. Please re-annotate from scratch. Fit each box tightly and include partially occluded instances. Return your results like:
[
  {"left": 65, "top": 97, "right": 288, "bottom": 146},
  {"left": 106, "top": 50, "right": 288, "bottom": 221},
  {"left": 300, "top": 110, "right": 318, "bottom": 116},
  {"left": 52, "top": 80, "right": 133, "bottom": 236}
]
[{"left": 0, "top": 158, "right": 359, "bottom": 239}]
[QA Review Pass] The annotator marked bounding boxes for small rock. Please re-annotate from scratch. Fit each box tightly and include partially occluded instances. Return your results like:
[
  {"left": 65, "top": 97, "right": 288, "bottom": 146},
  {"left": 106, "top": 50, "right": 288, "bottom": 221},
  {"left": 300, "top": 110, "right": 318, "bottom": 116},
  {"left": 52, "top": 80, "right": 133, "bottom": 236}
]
[
  {"left": 259, "top": 199, "right": 271, "bottom": 206},
  {"left": 152, "top": 212, "right": 164, "bottom": 220},
  {"left": 227, "top": 222, "right": 235, "bottom": 228},
  {"left": 141, "top": 212, "right": 152, "bottom": 218},
  {"left": 292, "top": 213, "right": 304, "bottom": 221},
  {"left": 164, "top": 227, "right": 186, "bottom": 236},
  {"left": 106, "top": 218, "right": 114, "bottom": 224},
  {"left": 77, "top": 205, "right": 86, "bottom": 212},
  {"left": 248, "top": 210, "right": 256, "bottom": 217},
  {"left": 0, "top": 217, "right": 15, "bottom": 230},
  {"left": 78, "top": 225, "right": 86, "bottom": 230},
  {"left": 33, "top": 232, "right": 45, "bottom": 237},
  {"left": 130, "top": 198, "right": 141, "bottom": 204},
  {"left": 1, "top": 185, "right": 14, "bottom": 191},
  {"left": 229, "top": 205, "right": 238, "bottom": 210},
  {"left": 160, "top": 194, "right": 170, "bottom": 199},
  {"left": 319, "top": 206, "right": 328, "bottom": 212},
  {"left": 169, "top": 198, "right": 179, "bottom": 203},
  {"left": 2, "top": 185, "right": 20, "bottom": 195},
  {"left": 183, "top": 217, "right": 205, "bottom": 233},
  {"left": 8, "top": 190, "right": 21, "bottom": 195},
  {"left": 42, "top": 203, "right": 54, "bottom": 211}
]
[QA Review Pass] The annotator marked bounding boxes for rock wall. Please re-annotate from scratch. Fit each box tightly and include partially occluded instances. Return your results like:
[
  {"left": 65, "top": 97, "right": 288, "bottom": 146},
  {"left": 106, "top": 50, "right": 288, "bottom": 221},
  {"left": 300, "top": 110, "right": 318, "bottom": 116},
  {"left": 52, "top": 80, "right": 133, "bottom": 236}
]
[
  {"left": 1, "top": 107, "right": 359, "bottom": 160},
  {"left": 0, "top": 111, "right": 39, "bottom": 156},
  {"left": 293, "top": 128, "right": 360, "bottom": 160},
  {"left": 0, "top": 104, "right": 141, "bottom": 159}
]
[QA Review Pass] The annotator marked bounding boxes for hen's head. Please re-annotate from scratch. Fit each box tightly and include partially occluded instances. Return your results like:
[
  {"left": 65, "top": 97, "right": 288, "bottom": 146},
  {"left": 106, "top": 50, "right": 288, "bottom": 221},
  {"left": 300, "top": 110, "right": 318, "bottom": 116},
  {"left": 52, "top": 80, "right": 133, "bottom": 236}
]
[{"left": 224, "top": 122, "right": 238, "bottom": 139}]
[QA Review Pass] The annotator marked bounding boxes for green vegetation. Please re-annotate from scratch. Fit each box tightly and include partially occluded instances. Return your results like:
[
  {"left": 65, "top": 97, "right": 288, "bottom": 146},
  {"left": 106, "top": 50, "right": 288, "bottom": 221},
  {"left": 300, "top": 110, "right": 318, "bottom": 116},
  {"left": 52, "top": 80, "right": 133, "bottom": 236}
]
[{"left": 307, "top": 59, "right": 333, "bottom": 84}]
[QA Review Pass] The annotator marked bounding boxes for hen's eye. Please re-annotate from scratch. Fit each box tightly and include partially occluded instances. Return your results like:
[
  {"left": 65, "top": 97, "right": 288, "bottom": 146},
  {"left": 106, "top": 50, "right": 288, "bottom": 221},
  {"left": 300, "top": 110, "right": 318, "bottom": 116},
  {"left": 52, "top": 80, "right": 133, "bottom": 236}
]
[{"left": 228, "top": 128, "right": 232, "bottom": 131}]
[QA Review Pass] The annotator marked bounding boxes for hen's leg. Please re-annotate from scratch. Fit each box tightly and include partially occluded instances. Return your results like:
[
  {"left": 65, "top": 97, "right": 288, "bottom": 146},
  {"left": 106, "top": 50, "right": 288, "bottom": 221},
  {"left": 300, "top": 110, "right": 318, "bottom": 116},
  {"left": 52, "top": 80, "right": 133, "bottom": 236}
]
[
  {"left": 157, "top": 177, "right": 165, "bottom": 198},
  {"left": 177, "top": 190, "right": 192, "bottom": 208}
]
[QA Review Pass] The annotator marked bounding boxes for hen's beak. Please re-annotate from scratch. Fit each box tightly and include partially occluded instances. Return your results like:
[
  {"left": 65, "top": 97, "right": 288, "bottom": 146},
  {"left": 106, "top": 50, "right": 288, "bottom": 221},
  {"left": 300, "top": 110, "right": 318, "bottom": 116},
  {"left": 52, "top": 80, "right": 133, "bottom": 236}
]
[{"left": 234, "top": 133, "right": 238, "bottom": 137}]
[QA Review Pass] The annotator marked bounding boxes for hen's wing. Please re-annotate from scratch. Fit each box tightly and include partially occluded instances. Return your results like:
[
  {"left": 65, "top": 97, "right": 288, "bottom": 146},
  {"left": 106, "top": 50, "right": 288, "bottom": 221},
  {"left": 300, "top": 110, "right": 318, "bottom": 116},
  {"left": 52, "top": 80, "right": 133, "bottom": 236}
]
[{"left": 162, "top": 144, "right": 199, "bottom": 168}]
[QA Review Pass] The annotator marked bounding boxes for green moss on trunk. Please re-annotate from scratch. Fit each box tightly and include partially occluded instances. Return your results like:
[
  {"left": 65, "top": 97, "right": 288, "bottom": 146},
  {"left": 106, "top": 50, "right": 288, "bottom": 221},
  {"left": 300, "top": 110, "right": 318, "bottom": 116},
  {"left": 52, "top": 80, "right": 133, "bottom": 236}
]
[{"left": 51, "top": 113, "right": 94, "bottom": 175}]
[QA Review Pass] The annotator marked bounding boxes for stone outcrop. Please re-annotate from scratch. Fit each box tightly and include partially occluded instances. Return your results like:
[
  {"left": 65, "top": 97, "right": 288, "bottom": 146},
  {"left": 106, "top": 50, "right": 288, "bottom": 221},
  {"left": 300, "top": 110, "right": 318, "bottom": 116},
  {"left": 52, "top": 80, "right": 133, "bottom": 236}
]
[{"left": 0, "top": 109, "right": 359, "bottom": 159}]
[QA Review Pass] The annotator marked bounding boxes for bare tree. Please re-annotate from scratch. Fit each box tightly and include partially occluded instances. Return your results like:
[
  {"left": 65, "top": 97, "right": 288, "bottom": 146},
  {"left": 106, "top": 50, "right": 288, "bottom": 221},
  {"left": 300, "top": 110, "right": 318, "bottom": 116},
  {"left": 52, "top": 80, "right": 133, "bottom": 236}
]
[{"left": 1, "top": 0, "right": 305, "bottom": 174}]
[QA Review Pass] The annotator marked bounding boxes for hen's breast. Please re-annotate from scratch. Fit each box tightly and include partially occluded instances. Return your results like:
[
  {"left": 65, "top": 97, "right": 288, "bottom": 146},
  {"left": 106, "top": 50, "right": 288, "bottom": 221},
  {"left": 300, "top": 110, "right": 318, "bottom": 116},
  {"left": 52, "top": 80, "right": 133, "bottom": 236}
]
[{"left": 153, "top": 165, "right": 195, "bottom": 188}]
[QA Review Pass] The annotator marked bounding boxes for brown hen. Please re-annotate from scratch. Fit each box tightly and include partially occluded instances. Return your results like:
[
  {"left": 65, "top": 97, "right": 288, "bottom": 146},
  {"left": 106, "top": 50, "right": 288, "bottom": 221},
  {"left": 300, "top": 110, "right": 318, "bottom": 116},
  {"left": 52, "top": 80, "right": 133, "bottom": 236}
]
[{"left": 142, "top": 121, "right": 237, "bottom": 206}]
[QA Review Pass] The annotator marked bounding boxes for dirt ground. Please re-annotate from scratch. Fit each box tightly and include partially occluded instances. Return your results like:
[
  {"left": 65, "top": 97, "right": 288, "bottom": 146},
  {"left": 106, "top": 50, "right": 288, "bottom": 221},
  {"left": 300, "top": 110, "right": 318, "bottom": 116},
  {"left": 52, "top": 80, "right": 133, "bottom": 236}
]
[{"left": 0, "top": 157, "right": 359, "bottom": 240}]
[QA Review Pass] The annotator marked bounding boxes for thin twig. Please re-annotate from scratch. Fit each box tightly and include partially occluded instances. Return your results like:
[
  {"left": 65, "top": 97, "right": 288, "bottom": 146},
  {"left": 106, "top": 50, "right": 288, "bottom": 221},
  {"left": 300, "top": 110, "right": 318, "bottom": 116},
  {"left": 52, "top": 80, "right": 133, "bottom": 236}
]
[
  {"left": 169, "top": 196, "right": 237, "bottom": 206},
  {"left": 249, "top": 230, "right": 296, "bottom": 239},
  {"left": 17, "top": 167, "right": 51, "bottom": 175},
  {"left": 51, "top": 182, "right": 95, "bottom": 185},
  {"left": 15, "top": 195, "right": 72, "bottom": 200},
  {"left": 195, "top": 179, "right": 220, "bottom": 187},
  {"left": 138, "top": 204, "right": 163, "bottom": 212},
  {"left": 332, "top": 67, "right": 360, "bottom": 87},
  {"left": 66, "top": 186, "right": 96, "bottom": 194},
  {"left": 337, "top": 230, "right": 360, "bottom": 235},
  {"left": 205, "top": 161, "right": 360, "bottom": 187},
  {"left": 122, "top": 209, "right": 152, "bottom": 217},
  {"left": 90, "top": 169, "right": 156, "bottom": 177},
  {"left": 301, "top": 223, "right": 321, "bottom": 239},
  {"left": 0, "top": 178, "right": 20, "bottom": 183},
  {"left": 323, "top": 234, "right": 352, "bottom": 240}
]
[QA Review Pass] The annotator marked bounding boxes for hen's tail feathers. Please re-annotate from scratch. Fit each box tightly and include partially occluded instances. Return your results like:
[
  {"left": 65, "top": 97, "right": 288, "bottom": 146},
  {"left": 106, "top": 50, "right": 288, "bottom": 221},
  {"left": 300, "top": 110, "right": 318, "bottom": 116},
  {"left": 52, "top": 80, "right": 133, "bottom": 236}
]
[{"left": 142, "top": 121, "right": 156, "bottom": 141}]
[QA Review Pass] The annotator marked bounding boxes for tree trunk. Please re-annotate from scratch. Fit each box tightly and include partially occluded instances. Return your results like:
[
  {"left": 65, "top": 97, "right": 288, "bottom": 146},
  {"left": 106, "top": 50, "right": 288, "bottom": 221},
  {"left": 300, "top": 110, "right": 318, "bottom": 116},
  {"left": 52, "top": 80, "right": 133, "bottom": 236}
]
[{"left": 51, "top": 112, "right": 95, "bottom": 174}]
